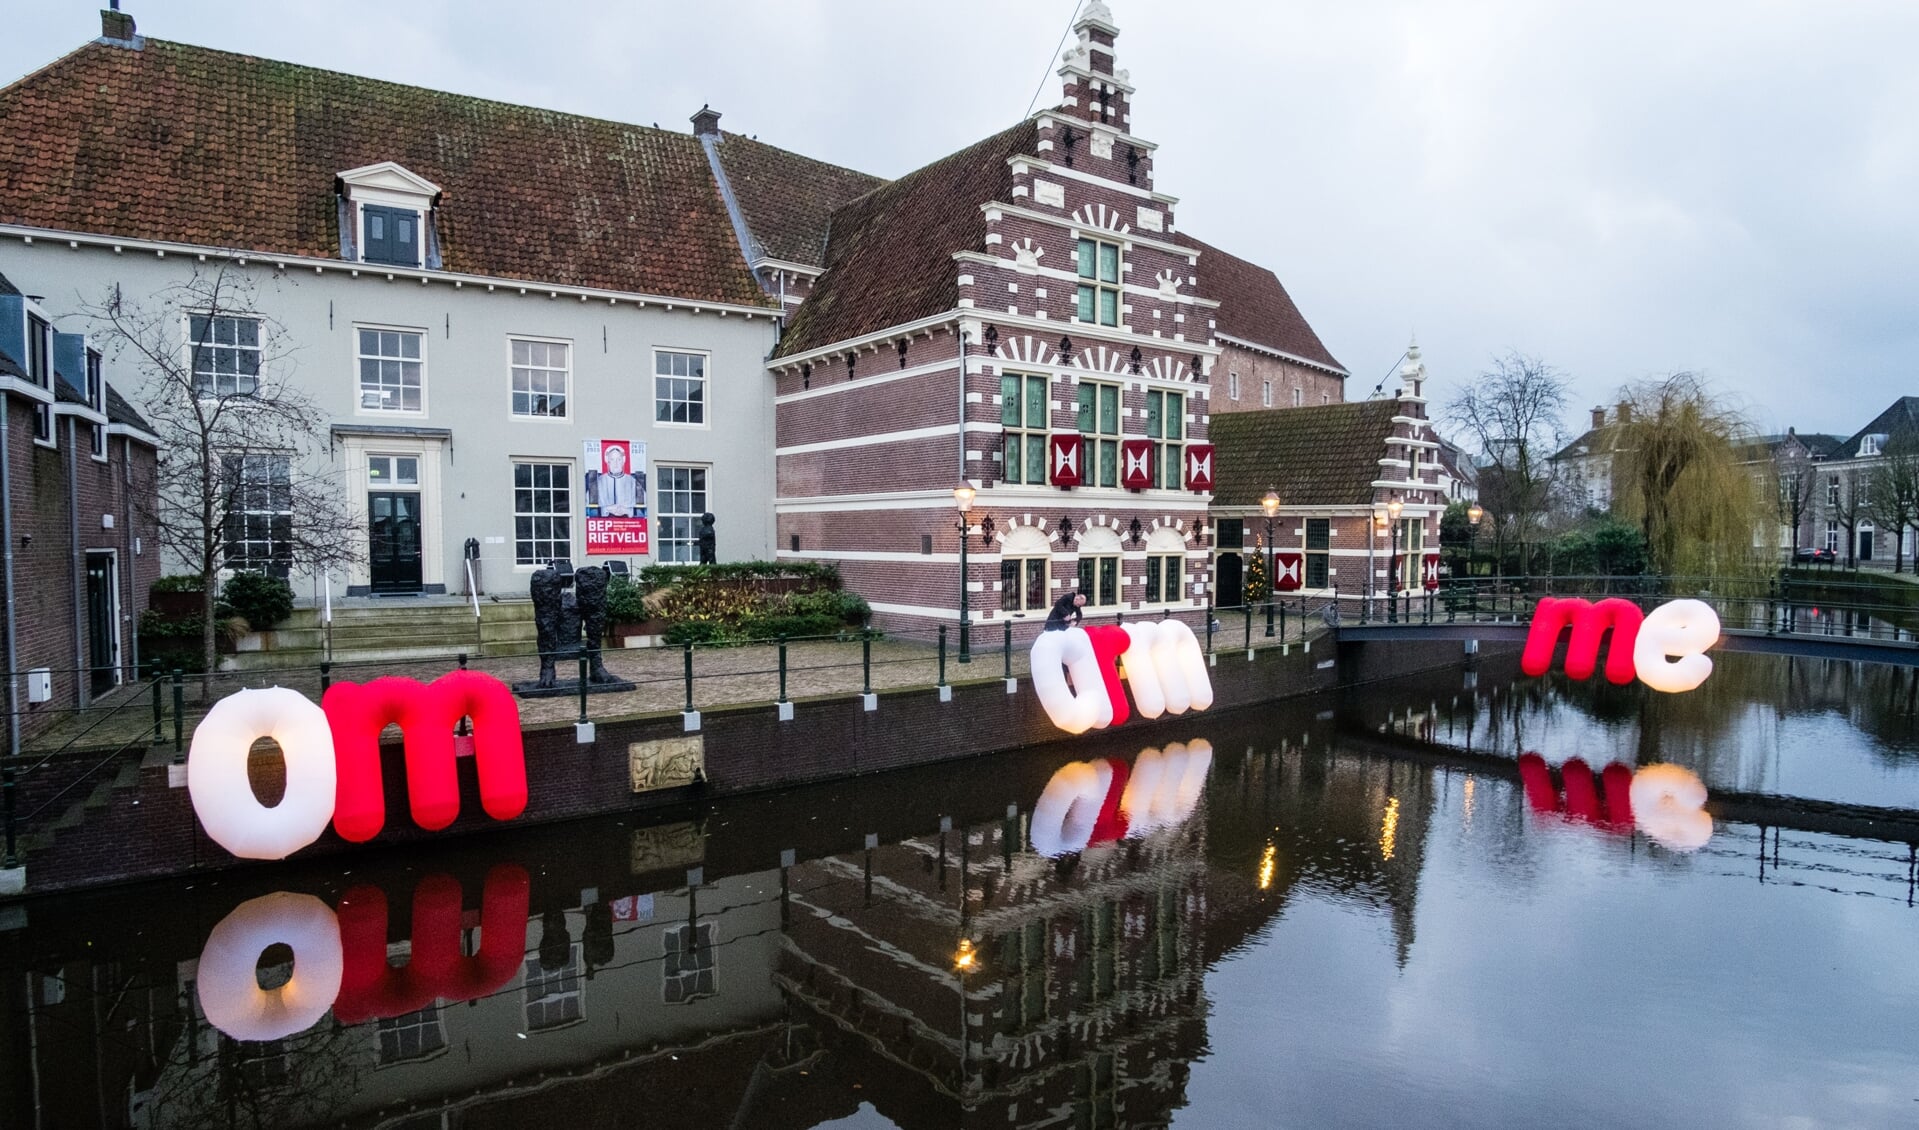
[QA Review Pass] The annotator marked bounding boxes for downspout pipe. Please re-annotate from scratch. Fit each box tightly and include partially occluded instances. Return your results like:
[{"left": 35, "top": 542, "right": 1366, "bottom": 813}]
[
  {"left": 70, "top": 416, "right": 86, "bottom": 710},
  {"left": 957, "top": 327, "right": 969, "bottom": 482}
]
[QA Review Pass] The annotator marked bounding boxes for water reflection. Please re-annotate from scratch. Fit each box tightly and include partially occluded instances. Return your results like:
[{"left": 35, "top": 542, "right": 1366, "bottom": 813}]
[{"left": 5, "top": 655, "right": 1919, "bottom": 1127}]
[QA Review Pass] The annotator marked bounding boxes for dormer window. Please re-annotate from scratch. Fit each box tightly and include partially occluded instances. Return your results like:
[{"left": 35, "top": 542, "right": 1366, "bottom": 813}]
[
  {"left": 337, "top": 162, "right": 441, "bottom": 269},
  {"left": 361, "top": 205, "right": 419, "bottom": 267},
  {"left": 1859, "top": 434, "right": 1887, "bottom": 458}
]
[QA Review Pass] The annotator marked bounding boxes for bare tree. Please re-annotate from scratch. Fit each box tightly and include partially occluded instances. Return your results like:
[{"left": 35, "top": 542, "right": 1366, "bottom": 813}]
[
  {"left": 88, "top": 265, "right": 357, "bottom": 675},
  {"left": 1611, "top": 373, "right": 1761, "bottom": 579},
  {"left": 1445, "top": 352, "right": 1569, "bottom": 575},
  {"left": 1832, "top": 466, "right": 1866, "bottom": 570},
  {"left": 1772, "top": 441, "right": 1814, "bottom": 556},
  {"left": 1866, "top": 437, "right": 1919, "bottom": 573}
]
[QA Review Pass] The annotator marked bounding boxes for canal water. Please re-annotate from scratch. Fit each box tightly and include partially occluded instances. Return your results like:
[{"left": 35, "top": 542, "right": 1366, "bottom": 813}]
[{"left": 3, "top": 652, "right": 1915, "bottom": 1128}]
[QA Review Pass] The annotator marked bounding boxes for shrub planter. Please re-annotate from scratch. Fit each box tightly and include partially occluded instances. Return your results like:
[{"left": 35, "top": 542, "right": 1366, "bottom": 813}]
[{"left": 611, "top": 619, "right": 669, "bottom": 649}]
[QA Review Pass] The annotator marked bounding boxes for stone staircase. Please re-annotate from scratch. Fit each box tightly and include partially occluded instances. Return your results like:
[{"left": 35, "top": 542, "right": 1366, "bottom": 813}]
[{"left": 222, "top": 599, "right": 540, "bottom": 671}]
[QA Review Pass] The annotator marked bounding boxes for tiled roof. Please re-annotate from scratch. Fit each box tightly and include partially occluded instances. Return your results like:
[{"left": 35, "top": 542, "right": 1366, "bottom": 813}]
[
  {"left": 774, "top": 120, "right": 1040, "bottom": 359},
  {"left": 710, "top": 133, "right": 886, "bottom": 269},
  {"left": 105, "top": 385, "right": 155, "bottom": 435},
  {"left": 1832, "top": 397, "right": 1919, "bottom": 460},
  {"left": 1209, "top": 400, "right": 1400, "bottom": 507},
  {"left": 0, "top": 39, "right": 771, "bottom": 307},
  {"left": 1177, "top": 233, "right": 1345, "bottom": 374},
  {"left": 1551, "top": 425, "right": 1630, "bottom": 462}
]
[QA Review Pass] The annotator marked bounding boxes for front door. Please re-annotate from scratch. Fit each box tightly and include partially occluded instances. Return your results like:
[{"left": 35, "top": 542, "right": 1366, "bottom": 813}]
[
  {"left": 368, "top": 491, "right": 424, "bottom": 594},
  {"left": 1216, "top": 552, "right": 1243, "bottom": 609},
  {"left": 85, "top": 552, "right": 115, "bottom": 695},
  {"left": 1860, "top": 526, "right": 1875, "bottom": 563}
]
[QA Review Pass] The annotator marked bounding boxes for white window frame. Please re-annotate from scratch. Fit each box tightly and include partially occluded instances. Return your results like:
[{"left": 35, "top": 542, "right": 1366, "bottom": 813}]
[
  {"left": 221, "top": 451, "right": 294, "bottom": 576},
  {"left": 1073, "top": 236, "right": 1124, "bottom": 329},
  {"left": 25, "top": 313, "right": 55, "bottom": 448},
  {"left": 1261, "top": 379, "right": 1273, "bottom": 408},
  {"left": 86, "top": 348, "right": 108, "bottom": 462},
  {"left": 1077, "top": 553, "right": 1122, "bottom": 607},
  {"left": 1001, "top": 556, "right": 1052, "bottom": 613},
  {"left": 521, "top": 944, "right": 585, "bottom": 1032},
  {"left": 1145, "top": 388, "right": 1184, "bottom": 491},
  {"left": 1144, "top": 554, "right": 1184, "bottom": 604},
  {"left": 1291, "top": 386, "right": 1303, "bottom": 408},
  {"left": 652, "top": 347, "right": 711, "bottom": 429},
  {"left": 184, "top": 311, "right": 264, "bottom": 401},
  {"left": 1075, "top": 378, "right": 1122, "bottom": 489},
  {"left": 511, "top": 459, "right": 575, "bottom": 569},
  {"left": 1228, "top": 371, "right": 1240, "bottom": 401},
  {"left": 508, "top": 335, "right": 572, "bottom": 421},
  {"left": 1001, "top": 371, "right": 1051, "bottom": 486},
  {"left": 1860, "top": 435, "right": 1882, "bottom": 457},
  {"left": 662, "top": 921, "right": 718, "bottom": 1005},
  {"left": 375, "top": 1005, "right": 448, "bottom": 1067},
  {"left": 354, "top": 324, "right": 427, "bottom": 416},
  {"left": 654, "top": 463, "right": 710, "bottom": 564}
]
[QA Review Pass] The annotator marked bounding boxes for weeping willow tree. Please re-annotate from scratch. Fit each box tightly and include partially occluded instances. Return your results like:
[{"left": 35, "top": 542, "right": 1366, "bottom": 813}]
[{"left": 1610, "top": 373, "right": 1766, "bottom": 583}]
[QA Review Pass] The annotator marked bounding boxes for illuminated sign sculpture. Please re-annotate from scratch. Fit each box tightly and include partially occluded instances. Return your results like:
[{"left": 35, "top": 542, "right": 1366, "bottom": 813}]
[
  {"left": 1030, "top": 621, "right": 1214, "bottom": 735},
  {"left": 1029, "top": 740, "right": 1213, "bottom": 856},
  {"left": 195, "top": 868, "right": 532, "bottom": 1041},
  {"left": 188, "top": 671, "right": 528, "bottom": 861},
  {"left": 1521, "top": 597, "right": 1721, "bottom": 693},
  {"left": 1518, "top": 752, "right": 1712, "bottom": 851}
]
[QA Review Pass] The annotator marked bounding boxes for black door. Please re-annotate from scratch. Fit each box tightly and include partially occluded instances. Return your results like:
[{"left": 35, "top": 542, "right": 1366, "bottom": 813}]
[
  {"left": 1217, "top": 552, "right": 1243, "bottom": 609},
  {"left": 369, "top": 491, "right": 424, "bottom": 594},
  {"left": 1859, "top": 529, "right": 1875, "bottom": 563},
  {"left": 85, "top": 552, "right": 115, "bottom": 695}
]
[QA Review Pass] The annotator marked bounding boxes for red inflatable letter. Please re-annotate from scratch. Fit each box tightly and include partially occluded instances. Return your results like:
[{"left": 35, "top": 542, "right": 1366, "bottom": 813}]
[
  {"left": 1084, "top": 625, "right": 1133, "bottom": 728},
  {"left": 324, "top": 670, "right": 527, "bottom": 842},
  {"left": 1521, "top": 597, "right": 1645, "bottom": 685}
]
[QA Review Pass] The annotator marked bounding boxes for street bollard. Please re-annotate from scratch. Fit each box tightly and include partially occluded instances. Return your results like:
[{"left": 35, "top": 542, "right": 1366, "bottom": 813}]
[
  {"left": 778, "top": 636, "right": 789, "bottom": 703},
  {"left": 1206, "top": 593, "right": 1215, "bottom": 655},
  {"left": 1243, "top": 603, "right": 1252, "bottom": 649},
  {"left": 577, "top": 654, "right": 589, "bottom": 725},
  {"left": 171, "top": 669, "right": 185, "bottom": 763},
  {"left": 319, "top": 661, "right": 331, "bottom": 694},
  {"left": 1266, "top": 599, "right": 1275, "bottom": 637},
  {"left": 863, "top": 630, "right": 874, "bottom": 695},
  {"left": 458, "top": 652, "right": 468, "bottom": 670},
  {"left": 1003, "top": 621, "right": 1013, "bottom": 681},
  {"left": 150, "top": 662, "right": 163, "bottom": 745},
  {"left": 1280, "top": 599, "right": 1288, "bottom": 642},
  {"left": 683, "top": 644, "right": 695, "bottom": 713},
  {"left": 937, "top": 626, "right": 947, "bottom": 686}
]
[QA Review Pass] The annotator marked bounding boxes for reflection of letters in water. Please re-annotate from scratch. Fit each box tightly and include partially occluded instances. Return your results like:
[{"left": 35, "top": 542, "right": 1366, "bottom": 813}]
[
  {"left": 1030, "top": 741, "right": 1213, "bottom": 856},
  {"left": 1518, "top": 753, "right": 1712, "bottom": 851}
]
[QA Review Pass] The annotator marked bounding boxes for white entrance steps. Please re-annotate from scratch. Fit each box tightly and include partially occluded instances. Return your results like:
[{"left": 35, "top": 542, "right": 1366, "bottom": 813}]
[{"left": 221, "top": 597, "right": 539, "bottom": 670}]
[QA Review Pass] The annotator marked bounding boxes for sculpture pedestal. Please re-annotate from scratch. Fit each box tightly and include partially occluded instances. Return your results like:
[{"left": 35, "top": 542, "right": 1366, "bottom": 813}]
[{"left": 512, "top": 678, "right": 637, "bottom": 699}]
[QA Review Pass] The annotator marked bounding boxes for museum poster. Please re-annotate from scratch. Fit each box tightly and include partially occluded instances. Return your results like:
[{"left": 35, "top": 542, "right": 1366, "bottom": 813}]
[{"left": 583, "top": 438, "right": 649, "bottom": 555}]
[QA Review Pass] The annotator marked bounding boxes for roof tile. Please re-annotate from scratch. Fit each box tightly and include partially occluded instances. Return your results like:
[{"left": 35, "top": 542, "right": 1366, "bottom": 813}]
[{"left": 1210, "top": 400, "right": 1399, "bottom": 507}]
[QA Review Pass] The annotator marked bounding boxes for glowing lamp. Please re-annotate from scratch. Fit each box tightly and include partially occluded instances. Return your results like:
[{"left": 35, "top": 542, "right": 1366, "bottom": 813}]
[{"left": 954, "top": 938, "right": 978, "bottom": 972}]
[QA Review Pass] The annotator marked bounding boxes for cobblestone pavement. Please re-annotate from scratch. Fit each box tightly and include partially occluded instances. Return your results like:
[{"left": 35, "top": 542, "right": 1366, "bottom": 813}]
[{"left": 23, "top": 623, "right": 1330, "bottom": 756}]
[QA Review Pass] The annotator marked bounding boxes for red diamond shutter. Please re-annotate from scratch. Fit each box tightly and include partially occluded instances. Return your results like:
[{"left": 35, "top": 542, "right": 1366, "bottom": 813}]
[
  {"left": 1275, "top": 552, "right": 1305, "bottom": 592},
  {"left": 1048, "top": 434, "right": 1082, "bottom": 487},
  {"left": 1423, "top": 553, "right": 1442, "bottom": 590},
  {"left": 1184, "top": 443, "right": 1215, "bottom": 491},
  {"left": 1120, "top": 439, "right": 1153, "bottom": 490}
]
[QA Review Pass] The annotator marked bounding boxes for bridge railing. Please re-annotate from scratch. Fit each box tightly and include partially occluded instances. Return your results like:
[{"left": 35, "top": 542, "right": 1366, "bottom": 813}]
[{"left": 1431, "top": 574, "right": 1919, "bottom": 644}]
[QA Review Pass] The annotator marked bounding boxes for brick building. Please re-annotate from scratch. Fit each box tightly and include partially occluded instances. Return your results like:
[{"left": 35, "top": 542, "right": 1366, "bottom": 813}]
[
  {"left": 0, "top": 270, "right": 161, "bottom": 747},
  {"left": 1208, "top": 345, "right": 1449, "bottom": 612}
]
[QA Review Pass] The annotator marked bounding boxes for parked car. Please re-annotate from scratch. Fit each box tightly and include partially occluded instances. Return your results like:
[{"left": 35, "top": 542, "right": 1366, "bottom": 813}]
[{"left": 1794, "top": 547, "right": 1837, "bottom": 564}]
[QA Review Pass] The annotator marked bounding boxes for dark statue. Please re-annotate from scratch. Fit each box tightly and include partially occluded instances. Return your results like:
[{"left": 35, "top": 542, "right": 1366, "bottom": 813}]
[
  {"left": 698, "top": 512, "right": 717, "bottom": 565},
  {"left": 514, "top": 562, "right": 636, "bottom": 698}
]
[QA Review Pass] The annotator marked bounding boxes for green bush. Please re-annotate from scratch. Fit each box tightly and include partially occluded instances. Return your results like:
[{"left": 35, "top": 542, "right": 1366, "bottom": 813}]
[
  {"left": 605, "top": 573, "right": 649, "bottom": 623},
  {"left": 151, "top": 574, "right": 207, "bottom": 593},
  {"left": 224, "top": 571, "right": 295, "bottom": 630},
  {"left": 662, "top": 620, "right": 733, "bottom": 646},
  {"left": 636, "top": 561, "right": 841, "bottom": 592}
]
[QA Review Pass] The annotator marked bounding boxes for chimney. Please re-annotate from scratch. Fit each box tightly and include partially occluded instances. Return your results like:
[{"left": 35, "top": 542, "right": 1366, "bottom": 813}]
[
  {"left": 690, "top": 105, "right": 721, "bottom": 139},
  {"left": 1591, "top": 406, "right": 1606, "bottom": 430},
  {"left": 99, "top": 5, "right": 139, "bottom": 47},
  {"left": 1616, "top": 402, "right": 1633, "bottom": 426}
]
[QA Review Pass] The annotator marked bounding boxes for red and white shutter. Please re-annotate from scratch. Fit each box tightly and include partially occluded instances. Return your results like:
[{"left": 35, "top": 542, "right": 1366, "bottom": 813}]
[
  {"left": 1184, "top": 443, "right": 1215, "bottom": 492},
  {"left": 1120, "top": 439, "right": 1154, "bottom": 490},
  {"left": 1274, "top": 552, "right": 1305, "bottom": 592},
  {"left": 1048, "top": 434, "right": 1082, "bottom": 487},
  {"left": 1422, "top": 553, "right": 1442, "bottom": 591}
]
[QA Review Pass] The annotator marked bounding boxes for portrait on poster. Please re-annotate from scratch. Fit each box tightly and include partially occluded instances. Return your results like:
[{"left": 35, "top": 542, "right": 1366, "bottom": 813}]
[{"left": 583, "top": 439, "right": 649, "bottom": 555}]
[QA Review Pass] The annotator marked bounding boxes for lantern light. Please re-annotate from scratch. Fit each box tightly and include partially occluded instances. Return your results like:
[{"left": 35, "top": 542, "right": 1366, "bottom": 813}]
[{"left": 953, "top": 484, "right": 976, "bottom": 514}]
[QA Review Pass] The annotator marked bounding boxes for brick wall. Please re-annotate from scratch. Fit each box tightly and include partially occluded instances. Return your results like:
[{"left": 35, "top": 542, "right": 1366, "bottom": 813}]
[{"left": 1211, "top": 341, "right": 1345, "bottom": 413}]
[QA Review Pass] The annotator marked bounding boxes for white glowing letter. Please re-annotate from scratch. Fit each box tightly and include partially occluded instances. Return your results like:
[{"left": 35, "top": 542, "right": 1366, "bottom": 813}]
[
  {"left": 196, "top": 892, "right": 344, "bottom": 1041},
  {"left": 1630, "top": 763, "right": 1712, "bottom": 851},
  {"left": 188, "top": 687, "right": 339, "bottom": 860},
  {"left": 1632, "top": 599, "right": 1720, "bottom": 693},
  {"left": 1029, "top": 628, "right": 1113, "bottom": 734}
]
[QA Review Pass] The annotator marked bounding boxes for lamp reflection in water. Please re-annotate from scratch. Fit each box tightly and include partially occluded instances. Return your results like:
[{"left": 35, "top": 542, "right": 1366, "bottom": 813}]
[
  {"left": 1380, "top": 797, "right": 1400, "bottom": 861},
  {"left": 1258, "top": 843, "right": 1277, "bottom": 890}
]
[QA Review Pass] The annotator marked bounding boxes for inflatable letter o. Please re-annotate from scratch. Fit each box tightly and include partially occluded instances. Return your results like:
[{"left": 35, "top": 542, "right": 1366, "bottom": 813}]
[
  {"left": 1634, "top": 600, "right": 1720, "bottom": 693},
  {"left": 1030, "top": 629, "right": 1113, "bottom": 734},
  {"left": 196, "top": 892, "right": 343, "bottom": 1042},
  {"left": 1031, "top": 760, "right": 1114, "bottom": 856},
  {"left": 189, "top": 687, "right": 338, "bottom": 860},
  {"left": 1630, "top": 764, "right": 1712, "bottom": 851}
]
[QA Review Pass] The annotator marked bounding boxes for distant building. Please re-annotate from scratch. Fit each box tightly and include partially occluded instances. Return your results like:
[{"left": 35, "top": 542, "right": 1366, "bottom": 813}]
[
  {"left": 1813, "top": 397, "right": 1919, "bottom": 565},
  {"left": 0, "top": 270, "right": 160, "bottom": 745},
  {"left": 1550, "top": 403, "right": 1634, "bottom": 513}
]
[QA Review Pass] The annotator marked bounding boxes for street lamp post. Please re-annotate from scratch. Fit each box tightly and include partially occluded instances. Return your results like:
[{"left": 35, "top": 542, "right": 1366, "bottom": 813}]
[
  {"left": 1386, "top": 498, "right": 1404, "bottom": 623},
  {"left": 1261, "top": 490, "right": 1280, "bottom": 636},
  {"left": 954, "top": 484, "right": 975, "bottom": 664},
  {"left": 1465, "top": 503, "right": 1484, "bottom": 606}
]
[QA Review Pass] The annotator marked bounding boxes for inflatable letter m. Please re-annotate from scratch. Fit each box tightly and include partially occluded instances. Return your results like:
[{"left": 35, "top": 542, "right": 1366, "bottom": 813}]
[
  {"left": 1520, "top": 597, "right": 1644, "bottom": 685},
  {"left": 323, "top": 671, "right": 528, "bottom": 842},
  {"left": 333, "top": 866, "right": 530, "bottom": 1024}
]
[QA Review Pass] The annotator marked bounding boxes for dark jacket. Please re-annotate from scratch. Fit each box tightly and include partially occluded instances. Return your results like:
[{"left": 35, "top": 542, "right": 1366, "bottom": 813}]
[{"left": 1043, "top": 591, "right": 1084, "bottom": 631}]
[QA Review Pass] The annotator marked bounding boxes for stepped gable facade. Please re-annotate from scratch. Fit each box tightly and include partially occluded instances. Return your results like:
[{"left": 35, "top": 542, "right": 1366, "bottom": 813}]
[
  {"left": 1208, "top": 345, "right": 1447, "bottom": 608},
  {"left": 757, "top": 2, "right": 1277, "bottom": 634}
]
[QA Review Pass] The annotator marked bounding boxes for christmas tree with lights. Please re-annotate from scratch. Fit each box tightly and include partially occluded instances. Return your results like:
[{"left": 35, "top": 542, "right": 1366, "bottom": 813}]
[{"left": 1245, "top": 534, "right": 1270, "bottom": 603}]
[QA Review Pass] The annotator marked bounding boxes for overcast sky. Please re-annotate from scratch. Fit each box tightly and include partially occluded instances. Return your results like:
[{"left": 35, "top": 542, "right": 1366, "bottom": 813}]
[{"left": 7, "top": 1, "right": 1915, "bottom": 440}]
